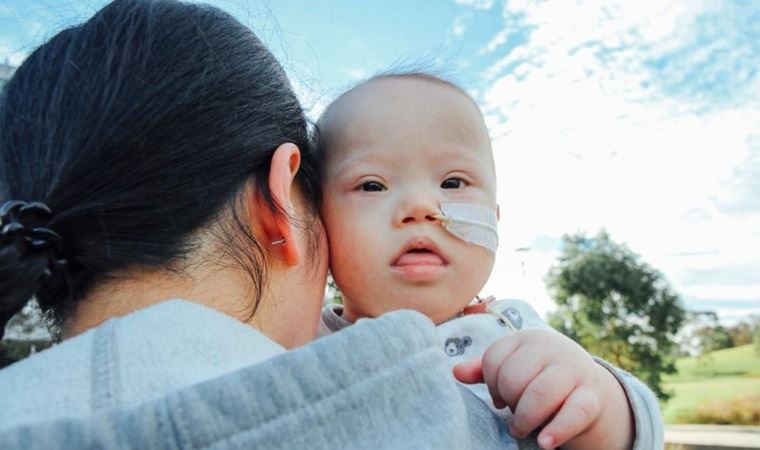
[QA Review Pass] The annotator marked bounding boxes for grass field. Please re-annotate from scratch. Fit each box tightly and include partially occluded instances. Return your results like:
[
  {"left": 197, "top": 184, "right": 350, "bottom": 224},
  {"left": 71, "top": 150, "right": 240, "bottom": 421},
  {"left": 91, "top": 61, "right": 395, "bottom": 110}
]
[{"left": 662, "top": 344, "right": 760, "bottom": 423}]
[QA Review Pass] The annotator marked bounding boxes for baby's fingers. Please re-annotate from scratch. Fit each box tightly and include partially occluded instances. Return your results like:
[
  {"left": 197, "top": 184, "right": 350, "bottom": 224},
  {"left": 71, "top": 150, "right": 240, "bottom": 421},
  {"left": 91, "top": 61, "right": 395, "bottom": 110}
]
[
  {"left": 482, "top": 336, "right": 523, "bottom": 409},
  {"left": 453, "top": 358, "right": 507, "bottom": 409},
  {"left": 481, "top": 335, "right": 521, "bottom": 394},
  {"left": 510, "top": 367, "right": 572, "bottom": 439},
  {"left": 453, "top": 357, "right": 483, "bottom": 384},
  {"left": 537, "top": 386, "right": 600, "bottom": 449}
]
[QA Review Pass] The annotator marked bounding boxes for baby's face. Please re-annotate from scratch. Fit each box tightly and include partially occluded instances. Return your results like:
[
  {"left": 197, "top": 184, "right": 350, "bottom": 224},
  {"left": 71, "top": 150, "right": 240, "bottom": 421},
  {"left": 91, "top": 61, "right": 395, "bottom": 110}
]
[{"left": 320, "top": 77, "right": 497, "bottom": 324}]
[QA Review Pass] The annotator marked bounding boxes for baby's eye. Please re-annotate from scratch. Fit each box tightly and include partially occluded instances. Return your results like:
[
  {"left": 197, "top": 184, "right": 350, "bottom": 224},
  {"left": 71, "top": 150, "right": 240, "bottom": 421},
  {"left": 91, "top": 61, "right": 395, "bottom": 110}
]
[
  {"left": 360, "top": 181, "right": 386, "bottom": 192},
  {"left": 441, "top": 177, "right": 466, "bottom": 189}
]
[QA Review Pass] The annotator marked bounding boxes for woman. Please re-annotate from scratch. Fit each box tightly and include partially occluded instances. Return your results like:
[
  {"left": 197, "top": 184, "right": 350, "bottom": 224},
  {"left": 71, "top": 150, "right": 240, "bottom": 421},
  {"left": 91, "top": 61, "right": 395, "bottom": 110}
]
[{"left": 0, "top": 1, "right": 519, "bottom": 448}]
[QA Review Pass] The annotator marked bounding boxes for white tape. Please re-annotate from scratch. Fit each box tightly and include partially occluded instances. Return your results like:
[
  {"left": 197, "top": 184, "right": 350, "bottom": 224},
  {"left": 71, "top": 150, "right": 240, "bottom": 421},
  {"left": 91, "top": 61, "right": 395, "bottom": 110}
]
[{"left": 436, "top": 202, "right": 498, "bottom": 253}]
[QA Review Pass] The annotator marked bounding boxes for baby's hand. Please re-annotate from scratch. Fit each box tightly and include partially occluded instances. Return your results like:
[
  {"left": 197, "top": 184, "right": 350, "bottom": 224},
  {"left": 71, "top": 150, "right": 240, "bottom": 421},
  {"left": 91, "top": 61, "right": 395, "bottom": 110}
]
[{"left": 453, "top": 329, "right": 633, "bottom": 450}]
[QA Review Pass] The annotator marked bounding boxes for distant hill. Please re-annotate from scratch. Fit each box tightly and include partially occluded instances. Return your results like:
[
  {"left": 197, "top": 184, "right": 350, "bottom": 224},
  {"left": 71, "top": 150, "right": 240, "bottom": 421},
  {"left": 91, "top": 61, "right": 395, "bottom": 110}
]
[{"left": 663, "top": 344, "right": 760, "bottom": 423}]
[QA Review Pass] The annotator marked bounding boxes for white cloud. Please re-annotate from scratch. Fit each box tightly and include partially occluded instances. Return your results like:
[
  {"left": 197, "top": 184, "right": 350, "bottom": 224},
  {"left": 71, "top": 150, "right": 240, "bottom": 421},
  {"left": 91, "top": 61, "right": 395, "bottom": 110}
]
[
  {"left": 288, "top": 73, "right": 329, "bottom": 121},
  {"left": 681, "top": 285, "right": 760, "bottom": 302},
  {"left": 455, "top": 0, "right": 495, "bottom": 10},
  {"left": 0, "top": 42, "right": 28, "bottom": 66},
  {"left": 476, "top": 0, "right": 760, "bottom": 320},
  {"left": 479, "top": 29, "right": 508, "bottom": 55},
  {"left": 345, "top": 68, "right": 368, "bottom": 81},
  {"left": 452, "top": 17, "right": 467, "bottom": 38}
]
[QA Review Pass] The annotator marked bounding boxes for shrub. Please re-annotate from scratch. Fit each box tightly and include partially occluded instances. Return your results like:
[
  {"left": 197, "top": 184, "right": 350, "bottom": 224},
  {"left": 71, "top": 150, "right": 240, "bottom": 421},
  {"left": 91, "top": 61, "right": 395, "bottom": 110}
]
[
  {"left": 0, "top": 339, "right": 53, "bottom": 369},
  {"left": 676, "top": 394, "right": 760, "bottom": 425}
]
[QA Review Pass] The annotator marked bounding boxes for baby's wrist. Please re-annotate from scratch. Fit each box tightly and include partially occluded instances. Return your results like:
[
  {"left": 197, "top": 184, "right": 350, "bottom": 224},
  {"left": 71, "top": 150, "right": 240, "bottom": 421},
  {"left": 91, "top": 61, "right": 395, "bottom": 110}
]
[
  {"left": 563, "top": 362, "right": 634, "bottom": 450},
  {"left": 593, "top": 362, "right": 635, "bottom": 448}
]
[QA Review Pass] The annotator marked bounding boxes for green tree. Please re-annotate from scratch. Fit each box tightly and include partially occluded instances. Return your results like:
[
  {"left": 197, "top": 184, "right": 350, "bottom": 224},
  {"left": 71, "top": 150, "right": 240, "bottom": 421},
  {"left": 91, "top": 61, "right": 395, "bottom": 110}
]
[
  {"left": 1, "top": 300, "right": 54, "bottom": 368},
  {"left": 728, "top": 319, "right": 756, "bottom": 347},
  {"left": 326, "top": 275, "right": 343, "bottom": 305},
  {"left": 688, "top": 311, "right": 735, "bottom": 354},
  {"left": 546, "top": 230, "right": 685, "bottom": 400}
]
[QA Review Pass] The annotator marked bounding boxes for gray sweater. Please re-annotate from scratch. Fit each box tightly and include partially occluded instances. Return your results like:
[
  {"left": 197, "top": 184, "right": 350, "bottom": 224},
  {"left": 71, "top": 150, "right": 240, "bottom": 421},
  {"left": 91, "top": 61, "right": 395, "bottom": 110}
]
[
  {"left": 0, "top": 301, "right": 519, "bottom": 449},
  {"left": 320, "top": 301, "right": 665, "bottom": 450}
]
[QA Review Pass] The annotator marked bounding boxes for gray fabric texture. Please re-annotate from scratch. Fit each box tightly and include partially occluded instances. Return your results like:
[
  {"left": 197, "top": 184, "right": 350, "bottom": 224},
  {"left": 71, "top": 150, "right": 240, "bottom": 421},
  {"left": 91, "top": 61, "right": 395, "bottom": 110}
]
[
  {"left": 595, "top": 357, "right": 665, "bottom": 450},
  {"left": 0, "top": 310, "right": 520, "bottom": 450},
  {"left": 320, "top": 302, "right": 665, "bottom": 450},
  {"left": 0, "top": 300, "right": 287, "bottom": 427}
]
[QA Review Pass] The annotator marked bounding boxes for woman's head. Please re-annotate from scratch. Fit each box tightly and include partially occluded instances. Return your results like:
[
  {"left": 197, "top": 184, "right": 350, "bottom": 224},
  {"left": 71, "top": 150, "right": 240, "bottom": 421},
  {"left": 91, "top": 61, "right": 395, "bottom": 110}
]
[{"left": 0, "top": 0, "right": 326, "bottom": 343}]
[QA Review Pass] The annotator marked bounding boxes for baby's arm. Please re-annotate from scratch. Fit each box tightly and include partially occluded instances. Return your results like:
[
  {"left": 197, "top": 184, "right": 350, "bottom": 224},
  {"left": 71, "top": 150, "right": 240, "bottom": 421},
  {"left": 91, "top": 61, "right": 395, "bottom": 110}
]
[{"left": 454, "top": 329, "right": 652, "bottom": 449}]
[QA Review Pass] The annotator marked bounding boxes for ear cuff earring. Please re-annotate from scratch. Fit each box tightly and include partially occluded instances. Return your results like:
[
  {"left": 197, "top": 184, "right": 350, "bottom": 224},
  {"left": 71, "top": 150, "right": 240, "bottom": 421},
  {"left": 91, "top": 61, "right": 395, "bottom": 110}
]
[{"left": 271, "top": 237, "right": 287, "bottom": 246}]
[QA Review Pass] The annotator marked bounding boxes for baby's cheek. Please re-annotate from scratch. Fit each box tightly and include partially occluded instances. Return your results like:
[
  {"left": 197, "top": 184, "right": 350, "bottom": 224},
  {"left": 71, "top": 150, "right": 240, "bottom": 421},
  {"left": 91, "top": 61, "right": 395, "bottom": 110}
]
[
  {"left": 458, "top": 246, "right": 495, "bottom": 295},
  {"left": 327, "top": 222, "right": 378, "bottom": 289},
  {"left": 319, "top": 199, "right": 343, "bottom": 235}
]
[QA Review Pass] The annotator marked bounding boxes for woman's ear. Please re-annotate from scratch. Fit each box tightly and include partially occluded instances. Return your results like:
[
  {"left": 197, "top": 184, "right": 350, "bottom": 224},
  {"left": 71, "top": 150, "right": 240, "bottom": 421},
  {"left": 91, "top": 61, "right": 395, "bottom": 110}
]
[{"left": 252, "top": 143, "right": 302, "bottom": 266}]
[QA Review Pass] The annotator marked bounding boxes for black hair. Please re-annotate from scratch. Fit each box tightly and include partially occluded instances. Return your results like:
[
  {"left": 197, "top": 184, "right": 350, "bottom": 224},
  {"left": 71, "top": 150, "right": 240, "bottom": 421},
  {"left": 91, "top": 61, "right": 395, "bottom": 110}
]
[{"left": 0, "top": 0, "right": 322, "bottom": 335}]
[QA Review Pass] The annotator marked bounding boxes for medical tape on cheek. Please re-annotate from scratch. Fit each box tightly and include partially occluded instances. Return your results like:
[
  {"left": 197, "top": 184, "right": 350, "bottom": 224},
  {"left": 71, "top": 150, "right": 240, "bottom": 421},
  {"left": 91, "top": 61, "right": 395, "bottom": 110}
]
[{"left": 432, "top": 202, "right": 499, "bottom": 253}]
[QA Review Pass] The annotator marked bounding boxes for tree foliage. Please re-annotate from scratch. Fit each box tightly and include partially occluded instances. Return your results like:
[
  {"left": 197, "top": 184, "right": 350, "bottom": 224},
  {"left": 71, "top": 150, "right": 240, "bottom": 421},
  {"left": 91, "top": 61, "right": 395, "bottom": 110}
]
[
  {"left": 0, "top": 300, "right": 54, "bottom": 368},
  {"left": 690, "top": 311, "right": 734, "bottom": 354},
  {"left": 326, "top": 275, "right": 343, "bottom": 305},
  {"left": 546, "top": 230, "right": 685, "bottom": 400},
  {"left": 3, "top": 301, "right": 52, "bottom": 339},
  {"left": 676, "top": 312, "right": 759, "bottom": 356},
  {"left": 728, "top": 319, "right": 757, "bottom": 347}
]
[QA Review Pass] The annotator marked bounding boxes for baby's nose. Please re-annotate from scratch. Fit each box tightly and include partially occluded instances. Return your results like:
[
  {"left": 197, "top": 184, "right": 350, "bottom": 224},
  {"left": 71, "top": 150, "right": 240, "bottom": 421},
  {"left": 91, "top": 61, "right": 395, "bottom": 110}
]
[{"left": 397, "top": 197, "right": 440, "bottom": 225}]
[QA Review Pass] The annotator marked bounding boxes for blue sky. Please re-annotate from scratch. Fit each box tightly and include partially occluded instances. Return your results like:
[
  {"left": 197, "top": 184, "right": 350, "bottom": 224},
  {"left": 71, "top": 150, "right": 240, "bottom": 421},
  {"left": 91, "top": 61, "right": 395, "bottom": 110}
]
[{"left": 1, "top": 0, "right": 759, "bottom": 323}]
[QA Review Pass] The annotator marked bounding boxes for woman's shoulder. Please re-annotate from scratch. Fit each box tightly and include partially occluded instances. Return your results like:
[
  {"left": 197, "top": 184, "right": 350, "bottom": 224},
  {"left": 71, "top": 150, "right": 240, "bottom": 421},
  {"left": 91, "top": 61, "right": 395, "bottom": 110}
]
[
  {"left": 0, "top": 299, "right": 283, "bottom": 430},
  {"left": 0, "top": 323, "right": 95, "bottom": 429},
  {"left": 1, "top": 309, "right": 525, "bottom": 449}
]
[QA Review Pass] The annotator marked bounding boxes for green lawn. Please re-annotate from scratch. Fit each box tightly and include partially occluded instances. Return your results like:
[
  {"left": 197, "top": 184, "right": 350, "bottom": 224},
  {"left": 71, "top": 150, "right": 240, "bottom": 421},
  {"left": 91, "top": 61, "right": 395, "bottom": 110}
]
[{"left": 662, "top": 344, "right": 760, "bottom": 423}]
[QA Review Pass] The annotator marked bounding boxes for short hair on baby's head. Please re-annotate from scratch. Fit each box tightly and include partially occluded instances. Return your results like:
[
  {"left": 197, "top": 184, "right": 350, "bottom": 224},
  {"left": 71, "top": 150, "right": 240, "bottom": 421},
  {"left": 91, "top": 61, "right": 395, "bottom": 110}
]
[
  {"left": 369, "top": 71, "right": 473, "bottom": 101},
  {"left": 314, "top": 71, "right": 484, "bottom": 178}
]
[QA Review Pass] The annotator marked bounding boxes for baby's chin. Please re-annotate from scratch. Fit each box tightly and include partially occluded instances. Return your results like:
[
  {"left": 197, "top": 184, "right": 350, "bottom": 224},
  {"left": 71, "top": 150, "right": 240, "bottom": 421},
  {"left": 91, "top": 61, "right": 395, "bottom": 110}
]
[
  {"left": 341, "top": 285, "right": 477, "bottom": 324},
  {"left": 385, "top": 300, "right": 468, "bottom": 325},
  {"left": 427, "top": 308, "right": 466, "bottom": 325}
]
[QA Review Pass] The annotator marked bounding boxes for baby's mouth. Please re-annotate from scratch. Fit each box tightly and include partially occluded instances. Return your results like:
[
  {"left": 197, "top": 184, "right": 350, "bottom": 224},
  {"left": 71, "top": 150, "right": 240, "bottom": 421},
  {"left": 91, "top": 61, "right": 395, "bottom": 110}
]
[
  {"left": 391, "top": 237, "right": 448, "bottom": 282},
  {"left": 393, "top": 248, "right": 446, "bottom": 267}
]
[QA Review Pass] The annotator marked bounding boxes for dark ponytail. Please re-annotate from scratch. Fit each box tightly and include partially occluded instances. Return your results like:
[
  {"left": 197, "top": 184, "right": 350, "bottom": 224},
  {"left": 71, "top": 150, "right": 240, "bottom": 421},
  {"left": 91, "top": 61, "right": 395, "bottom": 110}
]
[
  {"left": 0, "top": 201, "right": 67, "bottom": 338},
  {"left": 0, "top": 0, "right": 322, "bottom": 332}
]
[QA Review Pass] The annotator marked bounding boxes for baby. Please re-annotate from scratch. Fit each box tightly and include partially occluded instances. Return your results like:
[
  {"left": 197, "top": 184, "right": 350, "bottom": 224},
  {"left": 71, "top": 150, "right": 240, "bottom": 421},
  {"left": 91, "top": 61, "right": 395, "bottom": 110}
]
[{"left": 316, "top": 73, "right": 652, "bottom": 449}]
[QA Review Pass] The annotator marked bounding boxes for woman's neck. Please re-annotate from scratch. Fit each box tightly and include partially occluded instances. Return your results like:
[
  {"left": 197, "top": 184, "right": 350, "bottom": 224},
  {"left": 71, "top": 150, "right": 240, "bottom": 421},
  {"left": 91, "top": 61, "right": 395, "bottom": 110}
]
[{"left": 64, "top": 266, "right": 253, "bottom": 338}]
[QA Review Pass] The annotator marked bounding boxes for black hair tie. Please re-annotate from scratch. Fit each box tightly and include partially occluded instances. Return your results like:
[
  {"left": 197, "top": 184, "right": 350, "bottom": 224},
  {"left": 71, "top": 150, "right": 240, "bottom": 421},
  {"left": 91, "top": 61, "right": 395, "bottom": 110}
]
[{"left": 0, "top": 200, "right": 68, "bottom": 278}]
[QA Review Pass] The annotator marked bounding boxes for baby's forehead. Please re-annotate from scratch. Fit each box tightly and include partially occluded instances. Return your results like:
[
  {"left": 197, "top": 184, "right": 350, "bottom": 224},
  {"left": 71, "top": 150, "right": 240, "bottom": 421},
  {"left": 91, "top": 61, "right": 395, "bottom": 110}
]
[
  {"left": 319, "top": 76, "right": 491, "bottom": 158},
  {"left": 323, "top": 75, "right": 484, "bottom": 126}
]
